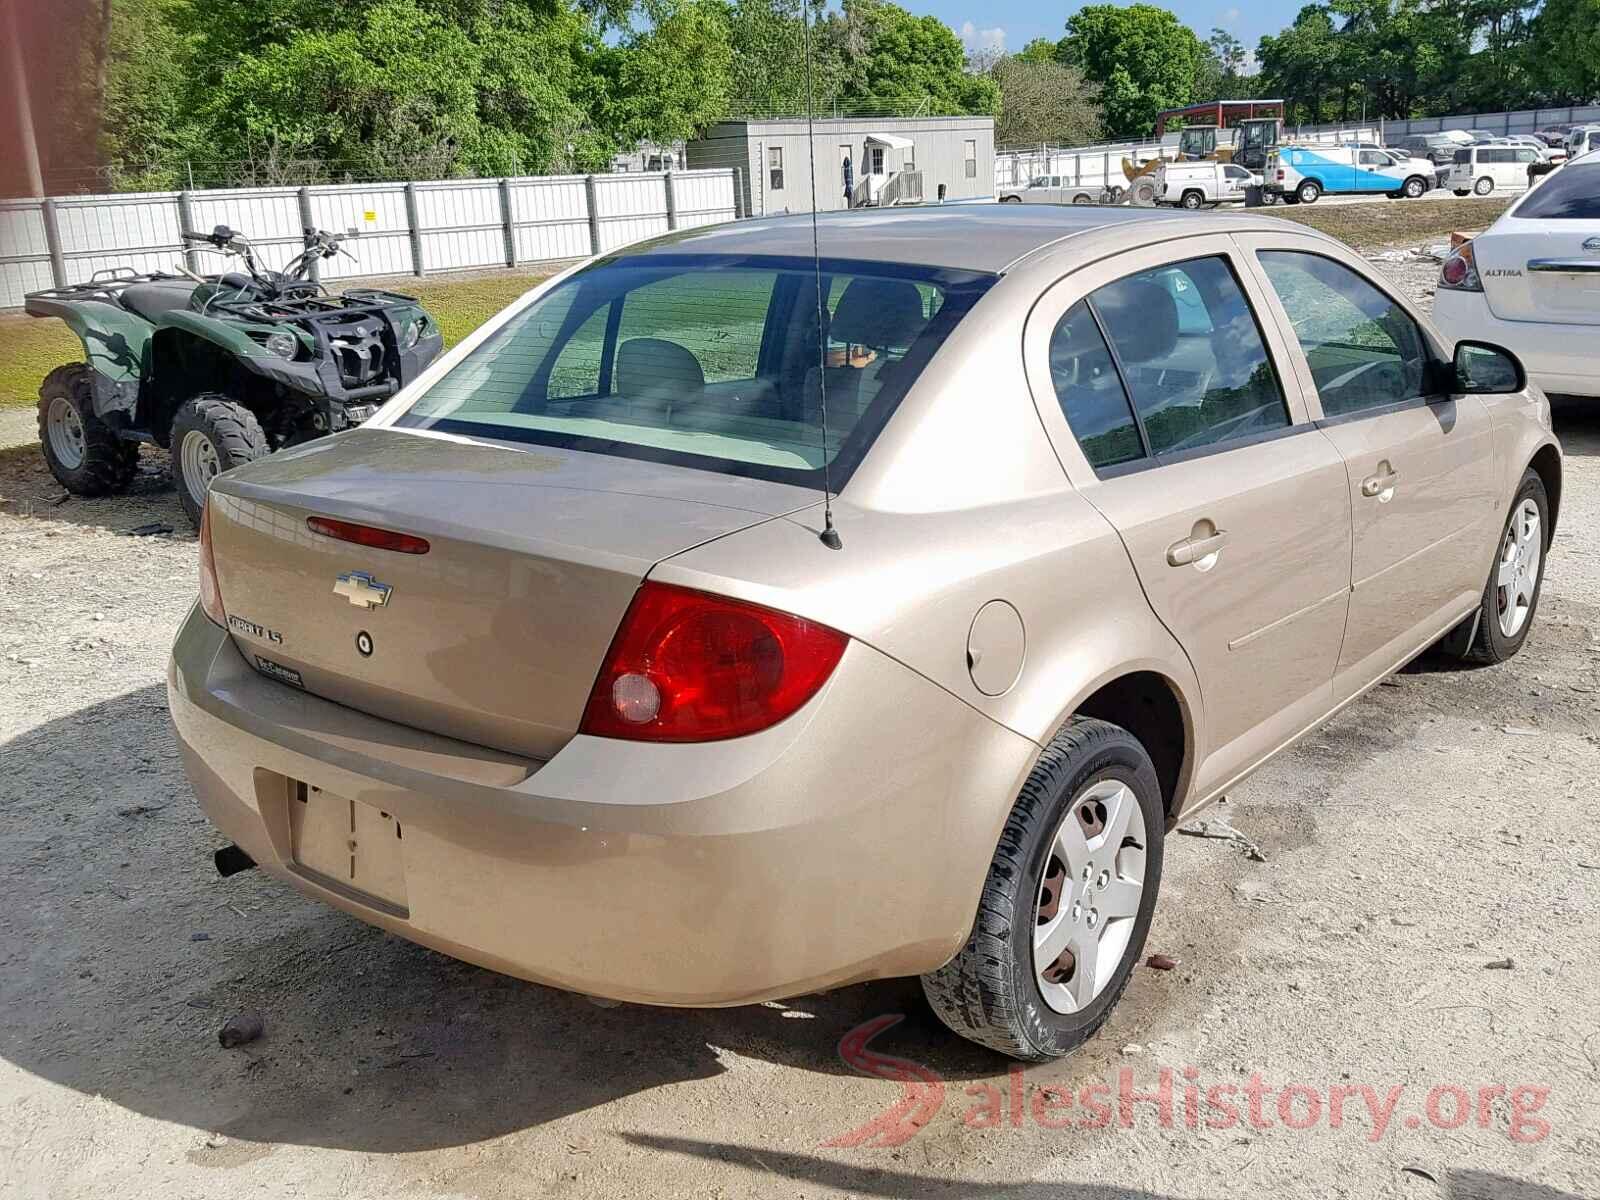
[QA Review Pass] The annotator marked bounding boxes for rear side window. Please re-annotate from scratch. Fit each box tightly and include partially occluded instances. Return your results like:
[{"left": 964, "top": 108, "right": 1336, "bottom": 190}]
[
  {"left": 1257, "top": 252, "right": 1429, "bottom": 417},
  {"left": 395, "top": 254, "right": 993, "bottom": 488},
  {"left": 1089, "top": 256, "right": 1290, "bottom": 457},
  {"left": 1516, "top": 164, "right": 1600, "bottom": 217},
  {"left": 1048, "top": 301, "right": 1142, "bottom": 470}
]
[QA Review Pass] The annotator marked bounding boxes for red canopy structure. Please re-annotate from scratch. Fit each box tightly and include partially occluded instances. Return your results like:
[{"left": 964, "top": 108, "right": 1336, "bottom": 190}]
[{"left": 1154, "top": 100, "right": 1286, "bottom": 136}]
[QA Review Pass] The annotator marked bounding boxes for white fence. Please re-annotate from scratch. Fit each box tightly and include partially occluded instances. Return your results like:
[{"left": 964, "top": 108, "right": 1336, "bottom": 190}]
[{"left": 0, "top": 168, "right": 742, "bottom": 310}]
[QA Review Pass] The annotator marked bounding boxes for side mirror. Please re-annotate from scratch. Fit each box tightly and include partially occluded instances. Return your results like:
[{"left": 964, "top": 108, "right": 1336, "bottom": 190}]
[{"left": 1452, "top": 340, "right": 1525, "bottom": 395}]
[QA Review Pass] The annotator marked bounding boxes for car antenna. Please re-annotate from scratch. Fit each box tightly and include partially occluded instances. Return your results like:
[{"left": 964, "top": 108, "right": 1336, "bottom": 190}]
[{"left": 802, "top": 1, "right": 841, "bottom": 550}]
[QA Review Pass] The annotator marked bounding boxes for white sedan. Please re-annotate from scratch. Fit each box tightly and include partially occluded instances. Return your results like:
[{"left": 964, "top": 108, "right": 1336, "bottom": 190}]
[{"left": 1434, "top": 151, "right": 1600, "bottom": 400}]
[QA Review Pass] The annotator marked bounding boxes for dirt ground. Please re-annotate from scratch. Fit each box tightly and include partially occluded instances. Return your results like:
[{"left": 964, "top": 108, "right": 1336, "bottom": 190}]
[{"left": 2, "top": 253, "right": 1598, "bottom": 1200}]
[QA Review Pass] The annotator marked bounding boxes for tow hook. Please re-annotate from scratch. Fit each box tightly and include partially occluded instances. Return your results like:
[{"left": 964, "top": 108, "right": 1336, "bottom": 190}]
[{"left": 214, "top": 844, "right": 257, "bottom": 878}]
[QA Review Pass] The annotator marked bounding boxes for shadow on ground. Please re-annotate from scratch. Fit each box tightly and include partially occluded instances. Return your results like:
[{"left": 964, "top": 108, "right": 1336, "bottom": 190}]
[{"left": 0, "top": 685, "right": 1207, "bottom": 1158}]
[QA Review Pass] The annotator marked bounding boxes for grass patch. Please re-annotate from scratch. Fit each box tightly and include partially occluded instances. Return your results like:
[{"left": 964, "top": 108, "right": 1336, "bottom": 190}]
[
  {"left": 0, "top": 318, "right": 82, "bottom": 411},
  {"left": 0, "top": 266, "right": 559, "bottom": 411},
  {"left": 1250, "top": 196, "right": 1514, "bottom": 248}
]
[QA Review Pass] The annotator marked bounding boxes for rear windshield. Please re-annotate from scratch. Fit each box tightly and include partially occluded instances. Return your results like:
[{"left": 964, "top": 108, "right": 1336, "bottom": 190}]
[
  {"left": 1453, "top": 149, "right": 1472, "bottom": 164},
  {"left": 395, "top": 253, "right": 993, "bottom": 487},
  {"left": 1516, "top": 164, "right": 1600, "bottom": 218}
]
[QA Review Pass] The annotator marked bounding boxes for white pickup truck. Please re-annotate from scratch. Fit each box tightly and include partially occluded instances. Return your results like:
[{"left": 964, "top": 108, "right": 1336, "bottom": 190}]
[{"left": 1155, "top": 161, "right": 1262, "bottom": 208}]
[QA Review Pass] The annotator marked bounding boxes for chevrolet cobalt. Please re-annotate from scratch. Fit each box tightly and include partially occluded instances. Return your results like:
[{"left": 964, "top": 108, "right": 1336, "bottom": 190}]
[{"left": 170, "top": 206, "right": 1560, "bottom": 1060}]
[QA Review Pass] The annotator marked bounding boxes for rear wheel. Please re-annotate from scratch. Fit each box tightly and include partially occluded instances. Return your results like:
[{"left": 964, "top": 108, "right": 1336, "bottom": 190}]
[
  {"left": 1180, "top": 189, "right": 1204, "bottom": 210},
  {"left": 922, "top": 717, "right": 1164, "bottom": 1061},
  {"left": 1000, "top": 195, "right": 1022, "bottom": 204},
  {"left": 36, "top": 363, "right": 139, "bottom": 496},
  {"left": 1474, "top": 176, "right": 1494, "bottom": 195},
  {"left": 1467, "top": 469, "right": 1549, "bottom": 664},
  {"left": 1296, "top": 180, "right": 1322, "bottom": 204},
  {"left": 169, "top": 395, "right": 268, "bottom": 527}
]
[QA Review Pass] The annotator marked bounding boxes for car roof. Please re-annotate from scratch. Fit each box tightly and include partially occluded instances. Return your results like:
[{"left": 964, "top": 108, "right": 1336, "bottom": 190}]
[{"left": 622, "top": 205, "right": 1221, "bottom": 275}]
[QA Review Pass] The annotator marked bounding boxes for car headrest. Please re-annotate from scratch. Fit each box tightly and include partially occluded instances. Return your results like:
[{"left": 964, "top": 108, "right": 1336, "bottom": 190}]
[
  {"left": 1092, "top": 279, "right": 1178, "bottom": 365},
  {"left": 830, "top": 279, "right": 928, "bottom": 349},
  {"left": 614, "top": 337, "right": 704, "bottom": 397}
]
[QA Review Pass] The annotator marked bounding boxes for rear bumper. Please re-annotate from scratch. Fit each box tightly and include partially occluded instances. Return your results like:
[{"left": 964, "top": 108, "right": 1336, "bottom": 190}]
[
  {"left": 1432, "top": 289, "right": 1600, "bottom": 399},
  {"left": 168, "top": 606, "right": 1037, "bottom": 1006}
]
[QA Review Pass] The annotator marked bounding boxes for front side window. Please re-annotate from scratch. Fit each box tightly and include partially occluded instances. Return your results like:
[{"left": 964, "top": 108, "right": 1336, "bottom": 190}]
[
  {"left": 1359, "top": 150, "right": 1389, "bottom": 166},
  {"left": 768, "top": 147, "right": 784, "bottom": 191},
  {"left": 1257, "top": 251, "right": 1429, "bottom": 417},
  {"left": 395, "top": 254, "right": 993, "bottom": 488},
  {"left": 1088, "top": 256, "right": 1290, "bottom": 457},
  {"left": 964, "top": 139, "right": 977, "bottom": 179}
]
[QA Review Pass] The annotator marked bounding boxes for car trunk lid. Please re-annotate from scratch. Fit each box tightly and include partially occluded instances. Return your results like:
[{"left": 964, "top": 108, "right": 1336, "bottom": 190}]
[
  {"left": 206, "top": 426, "right": 813, "bottom": 760},
  {"left": 1476, "top": 221, "right": 1600, "bottom": 325}
]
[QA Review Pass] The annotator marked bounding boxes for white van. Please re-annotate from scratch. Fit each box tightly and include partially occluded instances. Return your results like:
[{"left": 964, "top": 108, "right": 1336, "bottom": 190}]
[
  {"left": 1155, "top": 161, "right": 1259, "bottom": 208},
  {"left": 1565, "top": 125, "right": 1600, "bottom": 159},
  {"left": 1268, "top": 144, "right": 1434, "bottom": 202},
  {"left": 1447, "top": 143, "right": 1543, "bottom": 195}
]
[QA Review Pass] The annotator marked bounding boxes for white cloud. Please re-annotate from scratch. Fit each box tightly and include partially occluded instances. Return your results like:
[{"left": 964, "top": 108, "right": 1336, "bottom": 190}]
[
  {"left": 959, "top": 20, "right": 1006, "bottom": 55},
  {"left": 1221, "top": 7, "right": 1241, "bottom": 24}
]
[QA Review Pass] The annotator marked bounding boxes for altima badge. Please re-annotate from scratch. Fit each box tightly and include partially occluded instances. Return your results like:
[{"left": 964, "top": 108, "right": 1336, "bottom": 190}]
[{"left": 334, "top": 570, "right": 392, "bottom": 609}]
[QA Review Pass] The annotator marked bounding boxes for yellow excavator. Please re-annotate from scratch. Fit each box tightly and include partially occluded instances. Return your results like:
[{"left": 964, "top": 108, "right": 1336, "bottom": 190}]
[{"left": 1121, "top": 100, "right": 1284, "bottom": 204}]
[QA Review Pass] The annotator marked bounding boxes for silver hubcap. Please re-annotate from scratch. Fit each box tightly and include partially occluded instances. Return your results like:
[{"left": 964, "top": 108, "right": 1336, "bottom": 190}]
[
  {"left": 1033, "top": 779, "right": 1147, "bottom": 1014},
  {"left": 47, "top": 397, "right": 87, "bottom": 470},
  {"left": 1496, "top": 498, "right": 1541, "bottom": 638},
  {"left": 180, "top": 429, "right": 223, "bottom": 504}
]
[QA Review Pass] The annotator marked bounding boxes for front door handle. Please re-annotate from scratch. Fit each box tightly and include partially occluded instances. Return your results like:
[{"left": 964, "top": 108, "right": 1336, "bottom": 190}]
[
  {"left": 1167, "top": 526, "right": 1229, "bottom": 568},
  {"left": 1361, "top": 463, "right": 1399, "bottom": 500}
]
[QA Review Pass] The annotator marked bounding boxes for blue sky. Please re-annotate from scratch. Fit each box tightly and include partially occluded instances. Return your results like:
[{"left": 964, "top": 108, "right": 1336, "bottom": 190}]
[{"left": 916, "top": 0, "right": 1279, "bottom": 64}]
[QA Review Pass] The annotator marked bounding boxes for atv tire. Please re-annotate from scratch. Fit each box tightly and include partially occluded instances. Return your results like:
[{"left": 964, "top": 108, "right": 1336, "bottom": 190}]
[
  {"left": 170, "top": 395, "right": 268, "bottom": 527},
  {"left": 37, "top": 363, "right": 140, "bottom": 497}
]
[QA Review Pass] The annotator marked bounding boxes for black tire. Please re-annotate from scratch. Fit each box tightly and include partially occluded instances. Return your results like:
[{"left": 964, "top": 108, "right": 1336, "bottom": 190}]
[
  {"left": 1474, "top": 176, "right": 1494, "bottom": 196},
  {"left": 169, "top": 395, "right": 268, "bottom": 527},
  {"left": 922, "top": 717, "right": 1165, "bottom": 1062},
  {"left": 1453, "top": 188, "right": 1470, "bottom": 196},
  {"left": 1466, "top": 468, "right": 1550, "bottom": 664},
  {"left": 1403, "top": 175, "right": 1427, "bottom": 198},
  {"left": 1180, "top": 190, "right": 1204, "bottom": 210},
  {"left": 1071, "top": 192, "right": 1094, "bottom": 205},
  {"left": 1000, "top": 195, "right": 1022, "bottom": 204},
  {"left": 1296, "top": 180, "right": 1321, "bottom": 204},
  {"left": 1281, "top": 192, "right": 1301, "bottom": 205},
  {"left": 36, "top": 363, "right": 139, "bottom": 496}
]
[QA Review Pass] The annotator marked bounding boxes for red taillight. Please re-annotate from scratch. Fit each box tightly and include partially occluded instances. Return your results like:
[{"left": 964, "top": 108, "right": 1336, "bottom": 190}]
[
  {"left": 198, "top": 499, "right": 226, "bottom": 627},
  {"left": 307, "top": 515, "right": 430, "bottom": 555},
  {"left": 580, "top": 582, "right": 848, "bottom": 742}
]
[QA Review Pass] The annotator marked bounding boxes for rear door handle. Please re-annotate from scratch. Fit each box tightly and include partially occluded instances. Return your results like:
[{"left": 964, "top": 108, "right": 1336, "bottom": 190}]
[
  {"left": 1361, "top": 464, "right": 1399, "bottom": 499},
  {"left": 1166, "top": 528, "right": 1229, "bottom": 567}
]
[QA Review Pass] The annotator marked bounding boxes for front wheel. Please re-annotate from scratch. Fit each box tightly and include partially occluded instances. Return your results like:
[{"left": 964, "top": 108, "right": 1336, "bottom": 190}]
[
  {"left": 36, "top": 363, "right": 139, "bottom": 496},
  {"left": 1468, "top": 469, "right": 1549, "bottom": 664},
  {"left": 169, "top": 395, "right": 268, "bottom": 527},
  {"left": 1296, "top": 180, "right": 1321, "bottom": 204},
  {"left": 1474, "top": 176, "right": 1494, "bottom": 196},
  {"left": 1403, "top": 176, "right": 1427, "bottom": 198},
  {"left": 922, "top": 717, "right": 1164, "bottom": 1061}
]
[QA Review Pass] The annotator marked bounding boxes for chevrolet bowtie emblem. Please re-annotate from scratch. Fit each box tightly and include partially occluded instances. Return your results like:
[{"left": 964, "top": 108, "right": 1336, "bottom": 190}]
[{"left": 333, "top": 570, "right": 392, "bottom": 609}]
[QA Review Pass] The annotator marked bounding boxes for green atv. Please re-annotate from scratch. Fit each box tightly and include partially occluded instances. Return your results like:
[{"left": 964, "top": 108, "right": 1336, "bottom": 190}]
[{"left": 24, "top": 225, "right": 443, "bottom": 525}]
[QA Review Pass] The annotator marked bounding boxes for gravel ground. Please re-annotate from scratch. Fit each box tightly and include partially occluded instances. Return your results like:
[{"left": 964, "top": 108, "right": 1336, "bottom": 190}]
[{"left": 1, "top": 254, "right": 1597, "bottom": 1200}]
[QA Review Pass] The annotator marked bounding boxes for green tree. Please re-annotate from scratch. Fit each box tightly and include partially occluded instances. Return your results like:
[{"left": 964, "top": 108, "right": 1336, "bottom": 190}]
[
  {"left": 1524, "top": 0, "right": 1600, "bottom": 103},
  {"left": 990, "top": 55, "right": 1102, "bottom": 145},
  {"left": 603, "top": 0, "right": 734, "bottom": 146},
  {"left": 1059, "top": 4, "right": 1207, "bottom": 135},
  {"left": 824, "top": 0, "right": 998, "bottom": 116},
  {"left": 1256, "top": 5, "right": 1340, "bottom": 124}
]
